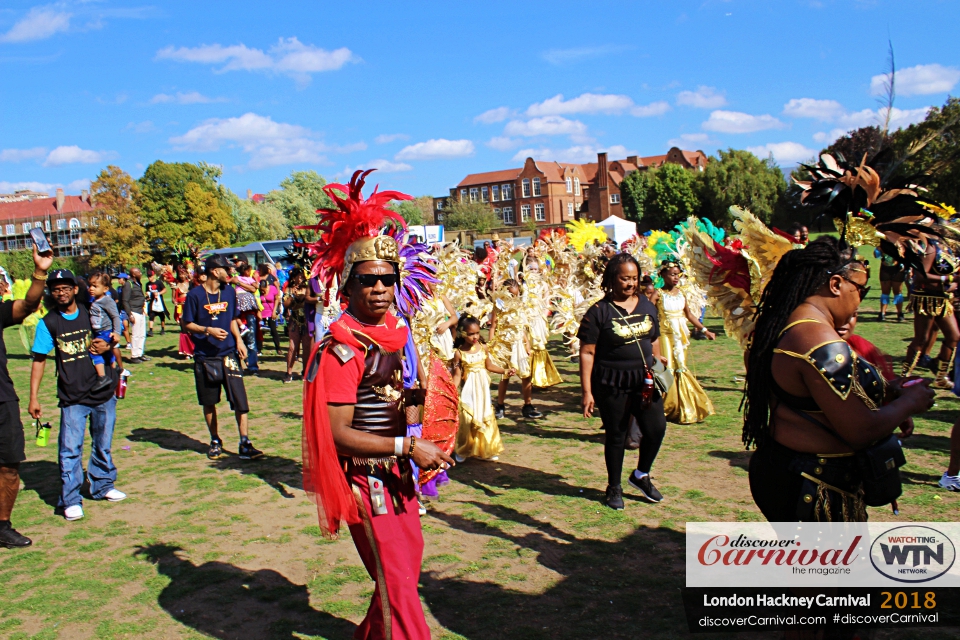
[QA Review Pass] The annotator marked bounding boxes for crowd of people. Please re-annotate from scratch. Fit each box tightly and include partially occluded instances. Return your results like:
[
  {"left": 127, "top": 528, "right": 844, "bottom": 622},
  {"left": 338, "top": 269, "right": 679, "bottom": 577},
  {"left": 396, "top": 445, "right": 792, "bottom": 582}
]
[{"left": 1, "top": 160, "right": 959, "bottom": 640}]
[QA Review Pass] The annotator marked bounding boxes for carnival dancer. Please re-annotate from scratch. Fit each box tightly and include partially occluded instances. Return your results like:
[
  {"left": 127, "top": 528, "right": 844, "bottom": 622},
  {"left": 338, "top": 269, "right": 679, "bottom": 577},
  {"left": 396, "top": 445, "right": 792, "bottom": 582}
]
[
  {"left": 744, "top": 238, "right": 933, "bottom": 522},
  {"left": 173, "top": 268, "right": 194, "bottom": 359},
  {"left": 876, "top": 250, "right": 906, "bottom": 322},
  {"left": 489, "top": 280, "right": 542, "bottom": 419},
  {"left": 301, "top": 170, "right": 452, "bottom": 640},
  {"left": 521, "top": 264, "right": 562, "bottom": 390},
  {"left": 451, "top": 315, "right": 514, "bottom": 462},
  {"left": 649, "top": 261, "right": 715, "bottom": 424}
]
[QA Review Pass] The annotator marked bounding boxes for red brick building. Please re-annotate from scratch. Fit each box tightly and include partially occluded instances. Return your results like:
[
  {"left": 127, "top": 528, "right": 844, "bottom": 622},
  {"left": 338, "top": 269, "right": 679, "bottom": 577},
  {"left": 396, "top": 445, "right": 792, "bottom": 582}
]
[
  {"left": 0, "top": 188, "right": 97, "bottom": 256},
  {"left": 437, "top": 147, "right": 708, "bottom": 226}
]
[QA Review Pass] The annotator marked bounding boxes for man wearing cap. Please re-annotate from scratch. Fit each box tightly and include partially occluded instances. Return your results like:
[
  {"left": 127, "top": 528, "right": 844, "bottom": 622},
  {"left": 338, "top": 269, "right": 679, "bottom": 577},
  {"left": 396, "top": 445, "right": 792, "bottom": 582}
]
[
  {"left": 121, "top": 267, "right": 148, "bottom": 363},
  {"left": 28, "top": 269, "right": 125, "bottom": 522},
  {"left": 112, "top": 273, "right": 132, "bottom": 349},
  {"left": 0, "top": 247, "right": 53, "bottom": 547},
  {"left": 181, "top": 255, "right": 263, "bottom": 461}
]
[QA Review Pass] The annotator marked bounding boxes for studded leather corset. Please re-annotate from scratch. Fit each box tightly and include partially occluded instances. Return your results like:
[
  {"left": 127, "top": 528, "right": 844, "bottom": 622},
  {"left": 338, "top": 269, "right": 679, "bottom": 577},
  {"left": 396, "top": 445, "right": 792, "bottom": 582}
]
[{"left": 351, "top": 335, "right": 405, "bottom": 437}]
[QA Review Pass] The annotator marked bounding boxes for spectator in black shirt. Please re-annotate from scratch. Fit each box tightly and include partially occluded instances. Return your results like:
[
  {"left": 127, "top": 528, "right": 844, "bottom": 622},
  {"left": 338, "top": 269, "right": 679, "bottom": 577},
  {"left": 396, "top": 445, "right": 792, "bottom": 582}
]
[
  {"left": 0, "top": 246, "right": 53, "bottom": 548},
  {"left": 578, "top": 254, "right": 668, "bottom": 511}
]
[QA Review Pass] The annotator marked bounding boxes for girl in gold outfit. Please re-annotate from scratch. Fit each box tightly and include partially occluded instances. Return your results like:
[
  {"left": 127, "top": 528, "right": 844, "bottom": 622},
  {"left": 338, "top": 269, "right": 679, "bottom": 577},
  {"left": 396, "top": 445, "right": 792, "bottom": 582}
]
[
  {"left": 649, "top": 262, "right": 716, "bottom": 424},
  {"left": 452, "top": 316, "right": 514, "bottom": 461}
]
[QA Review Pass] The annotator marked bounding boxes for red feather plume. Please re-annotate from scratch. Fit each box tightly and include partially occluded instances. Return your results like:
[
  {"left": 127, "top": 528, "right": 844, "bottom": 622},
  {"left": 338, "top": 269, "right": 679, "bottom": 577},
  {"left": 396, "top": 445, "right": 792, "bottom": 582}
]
[{"left": 300, "top": 169, "right": 411, "bottom": 289}]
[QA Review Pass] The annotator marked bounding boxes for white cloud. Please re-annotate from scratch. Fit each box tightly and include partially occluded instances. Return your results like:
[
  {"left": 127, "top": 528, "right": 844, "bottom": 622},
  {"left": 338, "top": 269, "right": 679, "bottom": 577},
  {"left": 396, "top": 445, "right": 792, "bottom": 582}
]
[
  {"left": 0, "top": 147, "right": 48, "bottom": 162},
  {"left": 170, "top": 112, "right": 364, "bottom": 169},
  {"left": 155, "top": 38, "right": 358, "bottom": 86},
  {"left": 66, "top": 178, "right": 91, "bottom": 191},
  {"left": 474, "top": 107, "right": 513, "bottom": 124},
  {"left": 395, "top": 138, "right": 474, "bottom": 161},
  {"left": 512, "top": 144, "right": 633, "bottom": 164},
  {"left": 540, "top": 45, "right": 631, "bottom": 66},
  {"left": 126, "top": 121, "right": 156, "bottom": 134},
  {"left": 43, "top": 145, "right": 110, "bottom": 166},
  {"left": 487, "top": 136, "right": 521, "bottom": 151},
  {"left": 0, "top": 179, "right": 90, "bottom": 195},
  {"left": 783, "top": 98, "right": 845, "bottom": 121},
  {"left": 835, "top": 106, "right": 931, "bottom": 130},
  {"left": 747, "top": 142, "right": 818, "bottom": 166},
  {"left": 352, "top": 159, "right": 413, "bottom": 174},
  {"left": 0, "top": 7, "right": 71, "bottom": 43},
  {"left": 150, "top": 91, "right": 228, "bottom": 105},
  {"left": 702, "top": 110, "right": 785, "bottom": 133},
  {"left": 504, "top": 116, "right": 587, "bottom": 137},
  {"left": 374, "top": 133, "right": 410, "bottom": 144},
  {"left": 631, "top": 101, "right": 671, "bottom": 117},
  {"left": 666, "top": 133, "right": 716, "bottom": 148},
  {"left": 527, "top": 93, "right": 634, "bottom": 116},
  {"left": 871, "top": 63, "right": 960, "bottom": 97},
  {"left": 676, "top": 86, "right": 727, "bottom": 109},
  {"left": 812, "top": 129, "right": 847, "bottom": 144}
]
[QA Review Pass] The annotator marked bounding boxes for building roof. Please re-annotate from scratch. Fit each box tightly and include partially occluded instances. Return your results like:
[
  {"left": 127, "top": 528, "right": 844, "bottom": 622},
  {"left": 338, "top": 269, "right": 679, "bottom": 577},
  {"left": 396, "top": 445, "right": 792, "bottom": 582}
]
[
  {"left": 457, "top": 168, "right": 522, "bottom": 188},
  {"left": 0, "top": 195, "right": 96, "bottom": 223}
]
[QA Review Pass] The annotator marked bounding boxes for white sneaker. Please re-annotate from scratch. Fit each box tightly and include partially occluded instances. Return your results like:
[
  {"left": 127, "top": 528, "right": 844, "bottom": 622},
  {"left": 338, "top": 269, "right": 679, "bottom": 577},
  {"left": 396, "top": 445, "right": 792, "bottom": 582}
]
[
  {"left": 939, "top": 472, "right": 960, "bottom": 491},
  {"left": 418, "top": 499, "right": 427, "bottom": 516},
  {"left": 453, "top": 453, "right": 466, "bottom": 463},
  {"left": 104, "top": 489, "right": 127, "bottom": 502},
  {"left": 122, "top": 369, "right": 132, "bottom": 377},
  {"left": 64, "top": 505, "right": 84, "bottom": 521}
]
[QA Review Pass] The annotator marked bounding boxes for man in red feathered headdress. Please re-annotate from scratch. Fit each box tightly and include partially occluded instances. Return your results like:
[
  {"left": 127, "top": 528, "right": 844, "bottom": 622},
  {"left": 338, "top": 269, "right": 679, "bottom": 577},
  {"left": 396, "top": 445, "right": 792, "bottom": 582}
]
[{"left": 302, "top": 171, "right": 453, "bottom": 640}]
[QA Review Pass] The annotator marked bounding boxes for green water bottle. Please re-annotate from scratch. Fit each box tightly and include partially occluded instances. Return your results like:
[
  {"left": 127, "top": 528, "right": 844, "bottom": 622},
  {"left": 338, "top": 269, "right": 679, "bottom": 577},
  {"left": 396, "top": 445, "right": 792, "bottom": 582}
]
[{"left": 35, "top": 420, "right": 51, "bottom": 447}]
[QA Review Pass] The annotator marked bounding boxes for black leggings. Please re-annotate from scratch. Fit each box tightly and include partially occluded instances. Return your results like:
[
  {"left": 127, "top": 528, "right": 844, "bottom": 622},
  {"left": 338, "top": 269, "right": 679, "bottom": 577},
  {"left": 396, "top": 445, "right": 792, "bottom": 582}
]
[
  {"left": 258, "top": 318, "right": 281, "bottom": 353},
  {"left": 595, "top": 387, "right": 667, "bottom": 486}
]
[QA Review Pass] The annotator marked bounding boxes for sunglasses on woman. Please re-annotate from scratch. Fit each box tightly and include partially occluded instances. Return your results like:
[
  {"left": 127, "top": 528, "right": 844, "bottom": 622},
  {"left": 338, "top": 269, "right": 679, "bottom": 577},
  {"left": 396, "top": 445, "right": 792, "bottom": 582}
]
[
  {"left": 839, "top": 274, "right": 870, "bottom": 301},
  {"left": 352, "top": 273, "right": 398, "bottom": 287}
]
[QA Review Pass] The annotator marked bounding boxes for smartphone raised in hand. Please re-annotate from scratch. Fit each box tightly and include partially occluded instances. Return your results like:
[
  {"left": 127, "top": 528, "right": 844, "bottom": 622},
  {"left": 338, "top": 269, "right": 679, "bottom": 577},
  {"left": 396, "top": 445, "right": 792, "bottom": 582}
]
[{"left": 28, "top": 227, "right": 52, "bottom": 253}]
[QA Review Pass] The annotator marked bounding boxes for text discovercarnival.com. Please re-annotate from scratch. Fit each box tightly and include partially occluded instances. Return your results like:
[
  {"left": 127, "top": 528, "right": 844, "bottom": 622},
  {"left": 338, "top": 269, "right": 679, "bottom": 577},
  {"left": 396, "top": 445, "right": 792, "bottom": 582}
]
[{"left": 681, "top": 522, "right": 960, "bottom": 633}]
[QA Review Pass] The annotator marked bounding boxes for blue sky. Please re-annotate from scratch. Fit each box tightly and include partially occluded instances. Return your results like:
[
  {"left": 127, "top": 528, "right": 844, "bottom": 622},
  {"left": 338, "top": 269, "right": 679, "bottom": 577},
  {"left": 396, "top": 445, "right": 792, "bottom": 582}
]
[{"left": 1, "top": 0, "right": 958, "bottom": 199}]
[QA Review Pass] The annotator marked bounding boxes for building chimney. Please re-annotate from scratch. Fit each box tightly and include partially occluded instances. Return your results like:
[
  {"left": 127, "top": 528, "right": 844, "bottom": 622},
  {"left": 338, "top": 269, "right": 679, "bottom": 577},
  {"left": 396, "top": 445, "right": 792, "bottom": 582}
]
[
  {"left": 247, "top": 189, "right": 253, "bottom": 200},
  {"left": 81, "top": 189, "right": 89, "bottom": 203},
  {"left": 597, "top": 152, "right": 608, "bottom": 189},
  {"left": 626, "top": 155, "right": 638, "bottom": 166},
  {"left": 56, "top": 188, "right": 65, "bottom": 213}
]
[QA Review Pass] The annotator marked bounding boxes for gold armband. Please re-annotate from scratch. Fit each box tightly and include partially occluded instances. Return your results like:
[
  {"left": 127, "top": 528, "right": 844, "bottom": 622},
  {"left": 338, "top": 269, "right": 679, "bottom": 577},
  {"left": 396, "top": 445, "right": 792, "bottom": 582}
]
[{"left": 31, "top": 271, "right": 48, "bottom": 281}]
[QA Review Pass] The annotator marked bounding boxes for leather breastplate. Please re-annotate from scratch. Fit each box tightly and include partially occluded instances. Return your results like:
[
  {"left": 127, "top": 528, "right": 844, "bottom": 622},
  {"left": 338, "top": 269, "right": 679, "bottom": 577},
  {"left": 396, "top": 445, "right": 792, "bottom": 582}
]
[{"left": 352, "top": 336, "right": 405, "bottom": 437}]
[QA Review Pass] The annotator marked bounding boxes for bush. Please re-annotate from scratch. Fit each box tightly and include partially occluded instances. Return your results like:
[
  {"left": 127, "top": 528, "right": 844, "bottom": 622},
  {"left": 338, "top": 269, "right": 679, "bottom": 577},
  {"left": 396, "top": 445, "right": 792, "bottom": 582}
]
[{"left": 0, "top": 250, "right": 89, "bottom": 280}]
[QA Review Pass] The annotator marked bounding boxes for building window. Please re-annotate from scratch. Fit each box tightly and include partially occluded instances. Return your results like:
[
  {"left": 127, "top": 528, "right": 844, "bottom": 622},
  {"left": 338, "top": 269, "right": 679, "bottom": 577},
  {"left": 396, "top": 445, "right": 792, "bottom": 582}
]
[
  {"left": 436, "top": 212, "right": 444, "bottom": 222},
  {"left": 521, "top": 179, "right": 531, "bottom": 198},
  {"left": 501, "top": 184, "right": 513, "bottom": 200},
  {"left": 491, "top": 185, "right": 499, "bottom": 202},
  {"left": 21, "top": 223, "right": 31, "bottom": 234},
  {"left": 4, "top": 225, "right": 13, "bottom": 236},
  {"left": 494, "top": 208, "right": 503, "bottom": 220},
  {"left": 56, "top": 219, "right": 66, "bottom": 230},
  {"left": 574, "top": 178, "right": 581, "bottom": 195},
  {"left": 566, "top": 177, "right": 573, "bottom": 193},
  {"left": 503, "top": 207, "right": 515, "bottom": 224},
  {"left": 481, "top": 186, "right": 489, "bottom": 202},
  {"left": 69, "top": 218, "right": 81, "bottom": 229},
  {"left": 567, "top": 202, "right": 574, "bottom": 218},
  {"left": 469, "top": 188, "right": 479, "bottom": 203},
  {"left": 520, "top": 204, "right": 531, "bottom": 222},
  {"left": 460, "top": 189, "right": 467, "bottom": 202},
  {"left": 534, "top": 203, "right": 545, "bottom": 221},
  {"left": 44, "top": 220, "right": 50, "bottom": 231},
  {"left": 610, "top": 193, "right": 620, "bottom": 204},
  {"left": 532, "top": 177, "right": 541, "bottom": 196}
]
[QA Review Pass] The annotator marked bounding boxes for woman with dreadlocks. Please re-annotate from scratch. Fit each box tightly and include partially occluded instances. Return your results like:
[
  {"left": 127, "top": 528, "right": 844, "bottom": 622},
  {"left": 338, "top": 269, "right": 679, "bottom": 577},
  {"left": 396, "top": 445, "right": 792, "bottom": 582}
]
[{"left": 744, "top": 237, "right": 934, "bottom": 522}]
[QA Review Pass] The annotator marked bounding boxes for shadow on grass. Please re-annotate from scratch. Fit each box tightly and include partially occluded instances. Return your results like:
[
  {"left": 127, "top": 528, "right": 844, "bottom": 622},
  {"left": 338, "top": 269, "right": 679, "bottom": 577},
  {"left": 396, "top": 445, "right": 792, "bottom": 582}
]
[
  {"left": 420, "top": 515, "right": 689, "bottom": 639},
  {"left": 134, "top": 544, "right": 355, "bottom": 640},
  {"left": 707, "top": 449, "right": 751, "bottom": 471},
  {"left": 448, "top": 459, "right": 598, "bottom": 502},
  {"left": 152, "top": 360, "right": 194, "bottom": 373},
  {"left": 126, "top": 428, "right": 302, "bottom": 498},
  {"left": 18, "top": 460, "right": 61, "bottom": 508}
]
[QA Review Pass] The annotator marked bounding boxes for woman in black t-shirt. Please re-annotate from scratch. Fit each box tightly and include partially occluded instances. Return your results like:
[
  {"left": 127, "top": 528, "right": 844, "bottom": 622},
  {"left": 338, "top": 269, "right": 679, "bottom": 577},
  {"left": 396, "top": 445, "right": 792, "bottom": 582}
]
[{"left": 578, "top": 254, "right": 668, "bottom": 510}]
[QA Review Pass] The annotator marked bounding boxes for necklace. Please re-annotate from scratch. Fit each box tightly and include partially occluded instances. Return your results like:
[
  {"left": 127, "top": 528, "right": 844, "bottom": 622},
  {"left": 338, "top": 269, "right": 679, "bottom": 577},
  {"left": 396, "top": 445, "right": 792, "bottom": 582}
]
[
  {"left": 203, "top": 288, "right": 225, "bottom": 319},
  {"left": 345, "top": 310, "right": 384, "bottom": 327}
]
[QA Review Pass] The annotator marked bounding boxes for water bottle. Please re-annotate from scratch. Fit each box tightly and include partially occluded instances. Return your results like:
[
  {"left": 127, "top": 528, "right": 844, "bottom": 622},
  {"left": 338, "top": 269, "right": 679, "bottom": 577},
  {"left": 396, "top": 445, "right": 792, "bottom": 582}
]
[
  {"left": 116, "top": 373, "right": 128, "bottom": 399},
  {"left": 641, "top": 368, "right": 654, "bottom": 407},
  {"left": 35, "top": 420, "right": 51, "bottom": 447}
]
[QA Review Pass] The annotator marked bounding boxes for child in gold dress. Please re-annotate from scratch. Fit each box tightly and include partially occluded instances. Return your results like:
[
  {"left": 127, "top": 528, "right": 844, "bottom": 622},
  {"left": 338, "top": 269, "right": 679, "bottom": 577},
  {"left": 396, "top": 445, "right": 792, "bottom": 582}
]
[{"left": 451, "top": 315, "right": 514, "bottom": 462}]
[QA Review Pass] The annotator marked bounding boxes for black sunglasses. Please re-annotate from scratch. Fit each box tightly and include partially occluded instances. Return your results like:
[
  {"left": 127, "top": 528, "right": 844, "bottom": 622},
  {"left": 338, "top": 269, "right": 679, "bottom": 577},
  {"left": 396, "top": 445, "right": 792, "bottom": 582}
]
[
  {"left": 352, "top": 273, "right": 398, "bottom": 288},
  {"left": 839, "top": 274, "right": 870, "bottom": 301}
]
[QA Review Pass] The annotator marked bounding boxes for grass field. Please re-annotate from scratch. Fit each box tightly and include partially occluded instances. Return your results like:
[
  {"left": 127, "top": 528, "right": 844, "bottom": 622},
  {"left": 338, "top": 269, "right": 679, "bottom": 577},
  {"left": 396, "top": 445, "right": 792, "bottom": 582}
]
[{"left": 1, "top": 276, "right": 959, "bottom": 639}]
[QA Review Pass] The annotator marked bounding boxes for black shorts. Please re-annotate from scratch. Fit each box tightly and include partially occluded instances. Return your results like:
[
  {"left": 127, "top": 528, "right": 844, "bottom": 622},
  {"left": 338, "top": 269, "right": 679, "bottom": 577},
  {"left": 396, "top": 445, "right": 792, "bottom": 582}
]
[
  {"left": 0, "top": 400, "right": 25, "bottom": 464},
  {"left": 879, "top": 264, "right": 905, "bottom": 283},
  {"left": 193, "top": 356, "right": 250, "bottom": 413},
  {"left": 149, "top": 310, "right": 167, "bottom": 320}
]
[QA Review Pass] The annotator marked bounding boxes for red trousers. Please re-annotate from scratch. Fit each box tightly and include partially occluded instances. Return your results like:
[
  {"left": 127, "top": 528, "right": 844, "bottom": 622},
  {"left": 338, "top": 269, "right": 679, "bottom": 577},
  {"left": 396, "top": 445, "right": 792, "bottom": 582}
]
[{"left": 347, "top": 465, "right": 430, "bottom": 640}]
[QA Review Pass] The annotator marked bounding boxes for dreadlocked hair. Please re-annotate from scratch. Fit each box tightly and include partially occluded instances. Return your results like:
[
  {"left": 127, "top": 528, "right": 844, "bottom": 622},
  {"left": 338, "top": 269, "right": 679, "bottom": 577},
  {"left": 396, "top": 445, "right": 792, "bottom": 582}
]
[
  {"left": 601, "top": 253, "right": 641, "bottom": 297},
  {"left": 743, "top": 236, "right": 856, "bottom": 449},
  {"left": 453, "top": 314, "right": 483, "bottom": 350}
]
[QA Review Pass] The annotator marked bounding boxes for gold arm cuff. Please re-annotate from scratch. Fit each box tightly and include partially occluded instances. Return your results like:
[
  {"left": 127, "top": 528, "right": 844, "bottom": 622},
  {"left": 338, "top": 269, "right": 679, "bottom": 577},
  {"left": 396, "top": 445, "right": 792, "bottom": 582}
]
[{"left": 31, "top": 271, "right": 48, "bottom": 281}]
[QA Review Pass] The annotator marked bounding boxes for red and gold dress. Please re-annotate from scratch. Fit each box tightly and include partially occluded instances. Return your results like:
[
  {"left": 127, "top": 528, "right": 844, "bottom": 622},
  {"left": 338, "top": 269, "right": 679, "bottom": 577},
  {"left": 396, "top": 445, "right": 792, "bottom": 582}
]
[{"left": 173, "top": 283, "right": 194, "bottom": 357}]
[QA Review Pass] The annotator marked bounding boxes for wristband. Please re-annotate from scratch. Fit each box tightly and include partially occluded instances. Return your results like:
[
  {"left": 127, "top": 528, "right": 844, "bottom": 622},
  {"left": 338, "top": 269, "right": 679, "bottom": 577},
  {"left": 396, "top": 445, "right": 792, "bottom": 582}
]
[
  {"left": 394, "top": 436, "right": 404, "bottom": 457},
  {"left": 31, "top": 271, "right": 48, "bottom": 281},
  {"left": 408, "top": 436, "right": 416, "bottom": 457}
]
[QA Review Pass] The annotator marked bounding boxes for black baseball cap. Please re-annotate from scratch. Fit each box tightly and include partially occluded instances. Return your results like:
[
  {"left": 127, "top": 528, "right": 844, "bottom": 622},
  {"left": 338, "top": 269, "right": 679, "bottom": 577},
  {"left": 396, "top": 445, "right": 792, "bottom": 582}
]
[
  {"left": 204, "top": 254, "right": 231, "bottom": 272},
  {"left": 48, "top": 269, "right": 77, "bottom": 286}
]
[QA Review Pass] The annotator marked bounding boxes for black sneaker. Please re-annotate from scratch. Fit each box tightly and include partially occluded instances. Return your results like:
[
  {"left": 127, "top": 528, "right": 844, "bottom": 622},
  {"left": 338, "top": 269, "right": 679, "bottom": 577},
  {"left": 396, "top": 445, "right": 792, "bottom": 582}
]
[
  {"left": 604, "top": 485, "right": 624, "bottom": 510},
  {"left": 238, "top": 441, "right": 263, "bottom": 460},
  {"left": 160, "top": 327, "right": 165, "bottom": 335},
  {"left": 283, "top": 373, "right": 295, "bottom": 384},
  {"left": 91, "top": 374, "right": 113, "bottom": 392},
  {"left": 495, "top": 403, "right": 505, "bottom": 419},
  {"left": 141, "top": 355, "right": 152, "bottom": 361},
  {"left": 126, "top": 357, "right": 144, "bottom": 364},
  {"left": 897, "top": 312, "right": 904, "bottom": 323},
  {"left": 628, "top": 472, "right": 663, "bottom": 503},
  {"left": 879, "top": 312, "right": 886, "bottom": 322},
  {"left": 0, "top": 525, "right": 32, "bottom": 548},
  {"left": 521, "top": 404, "right": 543, "bottom": 419},
  {"left": 207, "top": 438, "right": 223, "bottom": 459}
]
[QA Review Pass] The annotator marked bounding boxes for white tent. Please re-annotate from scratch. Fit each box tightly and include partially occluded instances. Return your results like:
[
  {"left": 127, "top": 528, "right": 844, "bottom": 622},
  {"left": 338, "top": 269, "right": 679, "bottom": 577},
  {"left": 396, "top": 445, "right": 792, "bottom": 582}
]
[{"left": 598, "top": 214, "right": 638, "bottom": 245}]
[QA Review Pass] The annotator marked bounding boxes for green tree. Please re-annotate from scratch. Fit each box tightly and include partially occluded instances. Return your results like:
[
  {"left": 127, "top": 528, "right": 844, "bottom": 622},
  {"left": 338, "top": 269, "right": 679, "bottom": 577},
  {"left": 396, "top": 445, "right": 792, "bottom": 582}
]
[
  {"left": 139, "top": 161, "right": 228, "bottom": 256},
  {"left": 890, "top": 97, "right": 960, "bottom": 207},
  {"left": 444, "top": 199, "right": 498, "bottom": 233},
  {"left": 620, "top": 169, "right": 654, "bottom": 223},
  {"left": 87, "top": 165, "right": 151, "bottom": 268},
  {"left": 266, "top": 170, "right": 336, "bottom": 231},
  {"left": 389, "top": 195, "right": 433, "bottom": 226},
  {"left": 184, "top": 182, "right": 235, "bottom": 250},
  {"left": 698, "top": 149, "right": 787, "bottom": 227},
  {"left": 637, "top": 163, "right": 701, "bottom": 230},
  {"left": 226, "top": 191, "right": 290, "bottom": 244}
]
